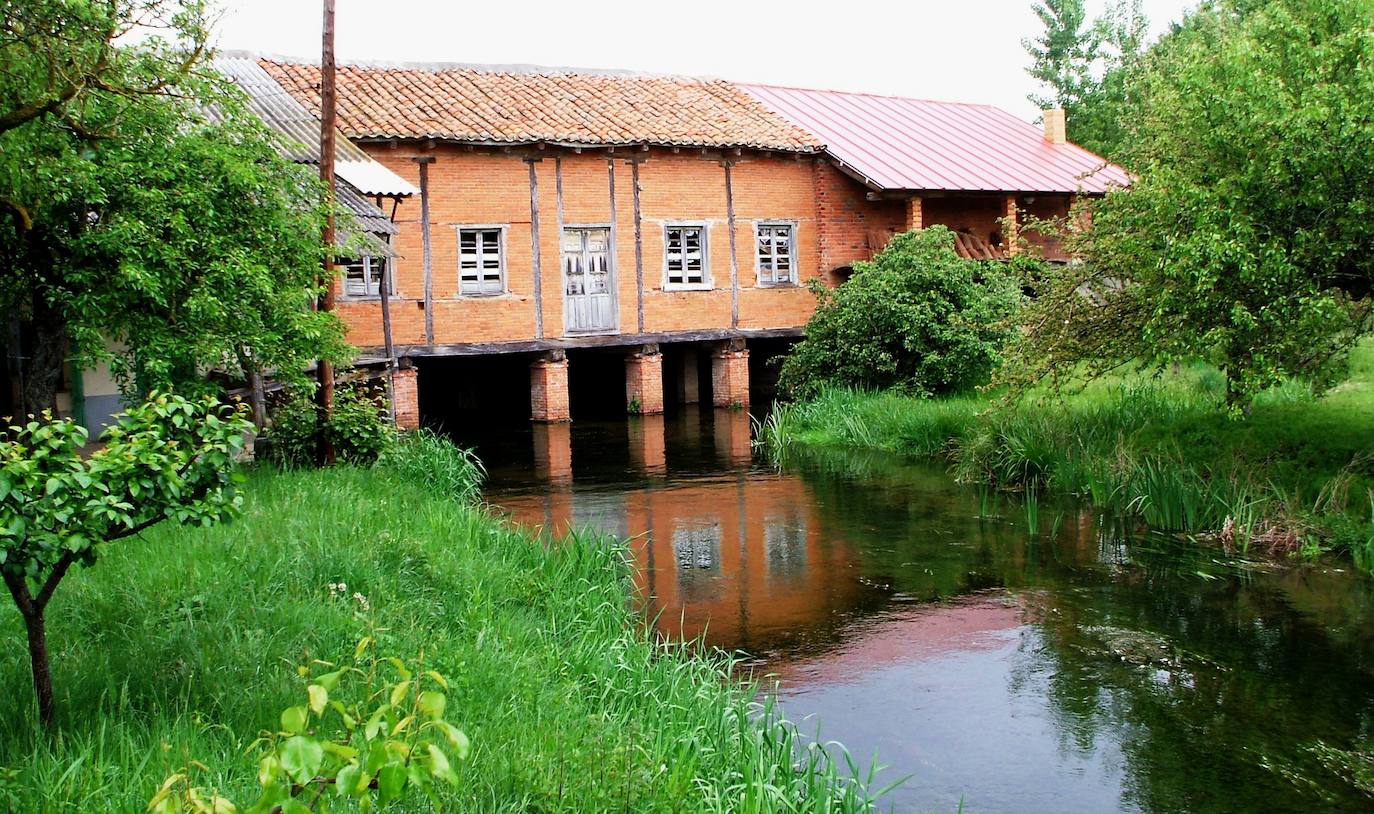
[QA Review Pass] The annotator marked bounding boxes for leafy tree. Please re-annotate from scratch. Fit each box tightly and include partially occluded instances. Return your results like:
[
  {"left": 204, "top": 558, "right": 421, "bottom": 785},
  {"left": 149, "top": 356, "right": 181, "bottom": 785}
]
[
  {"left": 1011, "top": 0, "right": 1374, "bottom": 407},
  {"left": 0, "top": 393, "right": 252, "bottom": 727},
  {"left": 1, "top": 0, "right": 349, "bottom": 416},
  {"left": 1023, "top": 0, "right": 1150, "bottom": 159},
  {"left": 1024, "top": 0, "right": 1099, "bottom": 112},
  {"left": 779, "top": 228, "right": 1024, "bottom": 399}
]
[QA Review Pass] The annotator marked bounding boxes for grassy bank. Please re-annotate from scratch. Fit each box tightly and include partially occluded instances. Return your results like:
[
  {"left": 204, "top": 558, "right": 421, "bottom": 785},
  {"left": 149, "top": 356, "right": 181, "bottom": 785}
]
[
  {"left": 0, "top": 449, "right": 879, "bottom": 810},
  {"left": 761, "top": 343, "right": 1374, "bottom": 571}
]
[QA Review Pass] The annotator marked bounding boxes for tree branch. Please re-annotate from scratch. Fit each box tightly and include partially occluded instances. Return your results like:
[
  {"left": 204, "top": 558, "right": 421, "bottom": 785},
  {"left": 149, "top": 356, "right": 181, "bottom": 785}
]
[
  {"left": 2, "top": 568, "right": 36, "bottom": 619},
  {"left": 33, "top": 549, "right": 76, "bottom": 612}
]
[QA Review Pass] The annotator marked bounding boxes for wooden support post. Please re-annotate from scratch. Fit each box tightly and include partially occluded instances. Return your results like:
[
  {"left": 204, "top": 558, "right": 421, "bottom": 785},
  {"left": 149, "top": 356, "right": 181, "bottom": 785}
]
[
  {"left": 316, "top": 0, "right": 338, "bottom": 465},
  {"left": 607, "top": 159, "right": 620, "bottom": 330},
  {"left": 631, "top": 159, "right": 645, "bottom": 334},
  {"left": 723, "top": 161, "right": 740, "bottom": 330},
  {"left": 414, "top": 155, "right": 437, "bottom": 345},
  {"left": 527, "top": 159, "right": 545, "bottom": 339}
]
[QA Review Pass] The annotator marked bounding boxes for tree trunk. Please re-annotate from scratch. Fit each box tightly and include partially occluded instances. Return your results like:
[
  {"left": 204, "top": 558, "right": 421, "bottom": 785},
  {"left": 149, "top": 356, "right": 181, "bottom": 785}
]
[
  {"left": 20, "top": 296, "right": 68, "bottom": 418},
  {"left": 22, "top": 608, "right": 55, "bottom": 728}
]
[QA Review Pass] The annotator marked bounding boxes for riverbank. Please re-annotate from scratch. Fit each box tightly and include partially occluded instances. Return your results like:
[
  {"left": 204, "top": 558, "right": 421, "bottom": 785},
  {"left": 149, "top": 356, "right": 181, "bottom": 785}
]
[
  {"left": 760, "top": 343, "right": 1374, "bottom": 571},
  {"left": 0, "top": 455, "right": 878, "bottom": 810}
]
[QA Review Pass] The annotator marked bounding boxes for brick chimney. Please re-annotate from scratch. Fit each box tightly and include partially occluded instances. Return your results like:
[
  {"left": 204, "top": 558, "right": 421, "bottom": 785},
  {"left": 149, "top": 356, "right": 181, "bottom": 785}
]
[{"left": 1043, "top": 108, "right": 1067, "bottom": 144}]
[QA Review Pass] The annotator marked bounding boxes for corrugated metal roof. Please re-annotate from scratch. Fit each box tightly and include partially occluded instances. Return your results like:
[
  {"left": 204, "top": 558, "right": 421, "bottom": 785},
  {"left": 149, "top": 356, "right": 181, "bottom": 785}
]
[
  {"left": 741, "top": 84, "right": 1129, "bottom": 195},
  {"left": 213, "top": 55, "right": 418, "bottom": 198}
]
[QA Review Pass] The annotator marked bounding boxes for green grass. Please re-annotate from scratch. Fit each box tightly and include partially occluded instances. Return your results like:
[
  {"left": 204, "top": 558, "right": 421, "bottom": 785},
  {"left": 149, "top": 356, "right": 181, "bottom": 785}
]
[
  {"left": 760, "top": 342, "right": 1374, "bottom": 570},
  {"left": 0, "top": 462, "right": 883, "bottom": 811}
]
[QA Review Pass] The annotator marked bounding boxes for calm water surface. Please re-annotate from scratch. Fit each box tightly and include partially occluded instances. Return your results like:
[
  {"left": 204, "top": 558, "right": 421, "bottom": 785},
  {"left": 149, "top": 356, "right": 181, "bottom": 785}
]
[{"left": 454, "top": 409, "right": 1374, "bottom": 814}]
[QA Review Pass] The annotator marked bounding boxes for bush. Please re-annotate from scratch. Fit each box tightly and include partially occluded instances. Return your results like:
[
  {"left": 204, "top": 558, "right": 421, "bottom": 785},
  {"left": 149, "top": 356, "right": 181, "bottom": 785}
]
[
  {"left": 379, "top": 429, "right": 485, "bottom": 502},
  {"left": 261, "top": 380, "right": 395, "bottom": 467},
  {"left": 779, "top": 227, "right": 1024, "bottom": 399}
]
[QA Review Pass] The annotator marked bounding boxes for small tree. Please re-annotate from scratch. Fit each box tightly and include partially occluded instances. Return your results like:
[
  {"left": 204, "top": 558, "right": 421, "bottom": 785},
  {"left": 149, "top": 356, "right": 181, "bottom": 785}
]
[
  {"left": 779, "top": 228, "right": 1024, "bottom": 399},
  {"left": 0, "top": 393, "right": 252, "bottom": 728},
  {"left": 1011, "top": 0, "right": 1374, "bottom": 407}
]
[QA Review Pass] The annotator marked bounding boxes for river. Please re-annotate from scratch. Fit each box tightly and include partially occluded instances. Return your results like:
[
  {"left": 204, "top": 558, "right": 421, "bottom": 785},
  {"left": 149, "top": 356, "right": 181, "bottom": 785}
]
[{"left": 452, "top": 408, "right": 1374, "bottom": 813}]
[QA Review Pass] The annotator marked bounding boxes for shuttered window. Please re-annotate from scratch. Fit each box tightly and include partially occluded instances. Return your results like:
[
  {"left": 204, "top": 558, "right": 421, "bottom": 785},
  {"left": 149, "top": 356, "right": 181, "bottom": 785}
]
[
  {"left": 458, "top": 227, "right": 505, "bottom": 295},
  {"left": 664, "top": 224, "right": 708, "bottom": 288},
  {"left": 756, "top": 222, "right": 796, "bottom": 285},
  {"left": 342, "top": 255, "right": 388, "bottom": 298}
]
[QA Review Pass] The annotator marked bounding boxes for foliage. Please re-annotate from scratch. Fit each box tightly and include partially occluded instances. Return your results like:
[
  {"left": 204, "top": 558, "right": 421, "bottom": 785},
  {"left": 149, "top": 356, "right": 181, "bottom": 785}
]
[
  {"left": 762, "top": 341, "right": 1374, "bottom": 570},
  {"left": 0, "top": 466, "right": 884, "bottom": 811},
  {"left": 0, "top": 0, "right": 350, "bottom": 414},
  {"left": 151, "top": 636, "right": 468, "bottom": 813},
  {"left": 1013, "top": 0, "right": 1374, "bottom": 408},
  {"left": 377, "top": 430, "right": 484, "bottom": 503},
  {"left": 1022, "top": 0, "right": 1148, "bottom": 158},
  {"left": 0, "top": 393, "right": 251, "bottom": 725},
  {"left": 779, "top": 227, "right": 1023, "bottom": 399},
  {"left": 262, "top": 383, "right": 394, "bottom": 468},
  {"left": 0, "top": 0, "right": 209, "bottom": 135}
]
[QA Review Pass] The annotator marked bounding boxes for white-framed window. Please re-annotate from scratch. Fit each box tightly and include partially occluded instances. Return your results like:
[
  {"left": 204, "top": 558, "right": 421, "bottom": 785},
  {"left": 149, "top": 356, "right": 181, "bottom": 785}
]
[
  {"left": 663, "top": 223, "right": 709, "bottom": 289},
  {"left": 342, "top": 255, "right": 389, "bottom": 298},
  {"left": 755, "top": 222, "right": 797, "bottom": 285},
  {"left": 457, "top": 226, "right": 506, "bottom": 296}
]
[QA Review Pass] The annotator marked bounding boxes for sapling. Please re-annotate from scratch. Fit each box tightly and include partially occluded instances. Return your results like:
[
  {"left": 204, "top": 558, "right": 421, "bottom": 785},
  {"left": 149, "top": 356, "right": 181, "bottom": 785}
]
[{"left": 0, "top": 393, "right": 252, "bottom": 728}]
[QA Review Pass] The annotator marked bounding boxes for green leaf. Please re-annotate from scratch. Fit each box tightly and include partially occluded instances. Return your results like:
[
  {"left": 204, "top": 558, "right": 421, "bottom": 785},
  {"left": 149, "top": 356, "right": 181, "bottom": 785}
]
[
  {"left": 280, "top": 705, "right": 308, "bottom": 734},
  {"left": 335, "top": 762, "right": 362, "bottom": 798},
  {"left": 307, "top": 684, "right": 328, "bottom": 716},
  {"left": 377, "top": 763, "right": 406, "bottom": 805},
  {"left": 425, "top": 743, "right": 457, "bottom": 785},
  {"left": 435, "top": 722, "right": 470, "bottom": 760},
  {"left": 389, "top": 680, "right": 410, "bottom": 708},
  {"left": 277, "top": 736, "right": 324, "bottom": 786},
  {"left": 417, "top": 690, "right": 446, "bottom": 720}
]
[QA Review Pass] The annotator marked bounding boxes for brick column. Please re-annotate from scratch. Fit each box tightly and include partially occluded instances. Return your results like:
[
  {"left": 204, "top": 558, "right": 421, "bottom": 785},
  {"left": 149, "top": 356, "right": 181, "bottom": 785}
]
[
  {"left": 532, "top": 422, "right": 572, "bottom": 484},
  {"left": 625, "top": 345, "right": 664, "bottom": 415},
  {"left": 905, "top": 196, "right": 923, "bottom": 231},
  {"left": 530, "top": 353, "right": 571, "bottom": 422},
  {"left": 713, "top": 407, "right": 752, "bottom": 465},
  {"left": 1004, "top": 195, "right": 1020, "bottom": 257},
  {"left": 391, "top": 366, "right": 420, "bottom": 430},
  {"left": 711, "top": 344, "right": 750, "bottom": 408}
]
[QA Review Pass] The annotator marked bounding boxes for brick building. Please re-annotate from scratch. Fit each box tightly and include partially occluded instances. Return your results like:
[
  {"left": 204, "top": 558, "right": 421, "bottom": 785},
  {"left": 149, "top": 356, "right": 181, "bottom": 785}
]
[{"left": 228, "top": 54, "right": 1127, "bottom": 426}]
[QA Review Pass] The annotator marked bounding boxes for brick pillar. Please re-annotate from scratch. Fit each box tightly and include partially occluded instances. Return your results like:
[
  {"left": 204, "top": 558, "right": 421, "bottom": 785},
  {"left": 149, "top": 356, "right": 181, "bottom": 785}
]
[
  {"left": 905, "top": 196, "right": 923, "bottom": 231},
  {"left": 625, "top": 345, "right": 664, "bottom": 415},
  {"left": 530, "top": 353, "right": 571, "bottom": 422},
  {"left": 391, "top": 366, "right": 420, "bottom": 430},
  {"left": 711, "top": 344, "right": 750, "bottom": 408},
  {"left": 1004, "top": 195, "right": 1020, "bottom": 257}
]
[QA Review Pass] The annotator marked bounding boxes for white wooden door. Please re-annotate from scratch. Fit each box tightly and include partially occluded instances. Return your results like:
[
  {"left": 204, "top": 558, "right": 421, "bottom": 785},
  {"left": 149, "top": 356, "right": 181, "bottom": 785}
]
[{"left": 562, "top": 227, "right": 617, "bottom": 334}]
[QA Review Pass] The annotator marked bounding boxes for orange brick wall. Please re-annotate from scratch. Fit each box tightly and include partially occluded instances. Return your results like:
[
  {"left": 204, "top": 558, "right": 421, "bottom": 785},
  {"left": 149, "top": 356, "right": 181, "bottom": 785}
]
[
  {"left": 341, "top": 145, "right": 826, "bottom": 348},
  {"left": 813, "top": 161, "right": 905, "bottom": 279}
]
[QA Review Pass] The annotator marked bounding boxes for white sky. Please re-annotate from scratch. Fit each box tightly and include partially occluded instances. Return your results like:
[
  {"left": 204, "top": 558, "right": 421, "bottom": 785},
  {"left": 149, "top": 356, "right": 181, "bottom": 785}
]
[{"left": 212, "top": 0, "right": 1196, "bottom": 121}]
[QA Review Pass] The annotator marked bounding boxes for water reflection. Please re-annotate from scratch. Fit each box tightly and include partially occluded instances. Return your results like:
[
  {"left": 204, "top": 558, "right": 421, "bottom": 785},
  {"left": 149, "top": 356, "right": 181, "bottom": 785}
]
[{"left": 467, "top": 413, "right": 1374, "bottom": 814}]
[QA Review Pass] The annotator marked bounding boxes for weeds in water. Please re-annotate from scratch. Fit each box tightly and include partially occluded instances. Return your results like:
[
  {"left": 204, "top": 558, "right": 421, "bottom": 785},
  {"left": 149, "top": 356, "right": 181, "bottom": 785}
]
[{"left": 1023, "top": 489, "right": 1041, "bottom": 536}]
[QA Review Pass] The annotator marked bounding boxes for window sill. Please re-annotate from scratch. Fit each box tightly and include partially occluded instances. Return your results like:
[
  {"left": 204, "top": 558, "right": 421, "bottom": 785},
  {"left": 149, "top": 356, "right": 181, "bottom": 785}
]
[
  {"left": 661, "top": 285, "right": 715, "bottom": 293},
  {"left": 755, "top": 281, "right": 800, "bottom": 289}
]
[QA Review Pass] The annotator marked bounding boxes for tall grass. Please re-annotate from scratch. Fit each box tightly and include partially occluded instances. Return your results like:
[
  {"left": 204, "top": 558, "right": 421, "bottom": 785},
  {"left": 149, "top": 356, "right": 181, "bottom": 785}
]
[
  {"left": 758, "top": 343, "right": 1374, "bottom": 570},
  {"left": 0, "top": 453, "right": 882, "bottom": 810}
]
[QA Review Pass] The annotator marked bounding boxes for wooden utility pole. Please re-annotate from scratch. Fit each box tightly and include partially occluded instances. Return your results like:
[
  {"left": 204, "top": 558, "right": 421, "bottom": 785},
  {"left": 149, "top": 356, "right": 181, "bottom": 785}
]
[{"left": 316, "top": 0, "right": 338, "bottom": 463}]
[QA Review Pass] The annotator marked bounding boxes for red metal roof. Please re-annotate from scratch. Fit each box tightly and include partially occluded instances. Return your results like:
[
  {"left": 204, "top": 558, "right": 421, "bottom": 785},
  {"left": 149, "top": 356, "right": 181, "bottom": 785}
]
[{"left": 741, "top": 84, "right": 1129, "bottom": 195}]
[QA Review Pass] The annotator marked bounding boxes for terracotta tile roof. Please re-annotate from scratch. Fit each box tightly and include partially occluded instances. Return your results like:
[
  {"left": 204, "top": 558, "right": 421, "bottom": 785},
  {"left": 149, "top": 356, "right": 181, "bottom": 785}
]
[{"left": 259, "top": 59, "right": 822, "bottom": 152}]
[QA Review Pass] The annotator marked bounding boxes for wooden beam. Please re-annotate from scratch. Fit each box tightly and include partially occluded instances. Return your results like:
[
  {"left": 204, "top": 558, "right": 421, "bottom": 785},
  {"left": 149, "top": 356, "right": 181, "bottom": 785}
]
[
  {"left": 527, "top": 159, "right": 545, "bottom": 339},
  {"left": 412, "top": 155, "right": 437, "bottom": 345},
  {"left": 632, "top": 160, "right": 645, "bottom": 334},
  {"left": 555, "top": 156, "right": 565, "bottom": 334},
  {"left": 364, "top": 327, "right": 804, "bottom": 359},
  {"left": 607, "top": 159, "right": 620, "bottom": 330},
  {"left": 723, "top": 161, "right": 740, "bottom": 330}
]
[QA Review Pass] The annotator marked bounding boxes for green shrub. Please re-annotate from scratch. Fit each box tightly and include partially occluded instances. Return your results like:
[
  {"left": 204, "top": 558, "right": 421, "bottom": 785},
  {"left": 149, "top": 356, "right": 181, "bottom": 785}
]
[
  {"left": 261, "top": 380, "right": 395, "bottom": 467},
  {"left": 779, "top": 227, "right": 1024, "bottom": 399},
  {"left": 379, "top": 429, "right": 485, "bottom": 502}
]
